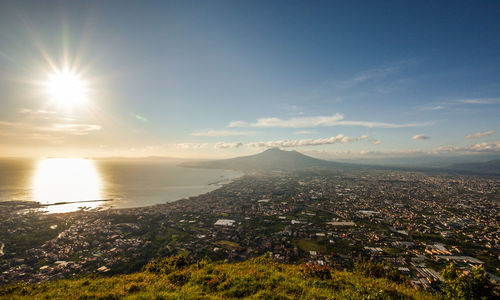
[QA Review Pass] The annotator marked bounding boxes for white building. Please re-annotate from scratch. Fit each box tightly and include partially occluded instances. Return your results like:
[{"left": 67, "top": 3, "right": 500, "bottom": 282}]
[{"left": 214, "top": 219, "right": 236, "bottom": 226}]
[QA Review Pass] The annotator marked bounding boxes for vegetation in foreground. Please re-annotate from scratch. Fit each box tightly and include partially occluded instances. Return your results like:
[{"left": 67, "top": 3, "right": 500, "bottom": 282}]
[
  {"left": 0, "top": 255, "right": 436, "bottom": 300},
  {"left": 1, "top": 255, "right": 497, "bottom": 299}
]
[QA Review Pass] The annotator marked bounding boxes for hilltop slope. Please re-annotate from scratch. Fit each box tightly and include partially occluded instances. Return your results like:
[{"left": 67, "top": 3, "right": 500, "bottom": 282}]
[
  {"left": 0, "top": 256, "right": 436, "bottom": 299},
  {"left": 181, "top": 148, "right": 348, "bottom": 171}
]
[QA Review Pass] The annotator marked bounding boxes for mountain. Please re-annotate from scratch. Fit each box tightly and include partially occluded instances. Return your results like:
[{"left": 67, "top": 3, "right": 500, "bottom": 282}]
[
  {"left": 448, "top": 159, "right": 500, "bottom": 175},
  {"left": 181, "top": 148, "right": 500, "bottom": 176},
  {"left": 180, "top": 148, "right": 347, "bottom": 170}
]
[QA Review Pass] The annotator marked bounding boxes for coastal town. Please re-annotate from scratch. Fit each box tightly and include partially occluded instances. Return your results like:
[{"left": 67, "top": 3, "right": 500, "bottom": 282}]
[{"left": 0, "top": 169, "right": 499, "bottom": 293}]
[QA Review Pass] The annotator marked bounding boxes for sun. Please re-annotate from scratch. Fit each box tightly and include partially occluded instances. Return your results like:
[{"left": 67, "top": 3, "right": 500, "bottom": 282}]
[{"left": 45, "top": 69, "right": 87, "bottom": 108}]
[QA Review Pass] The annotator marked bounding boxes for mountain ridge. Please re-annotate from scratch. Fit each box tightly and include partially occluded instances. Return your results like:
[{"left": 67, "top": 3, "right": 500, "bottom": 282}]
[
  {"left": 447, "top": 159, "right": 500, "bottom": 175},
  {"left": 180, "top": 148, "right": 348, "bottom": 170},
  {"left": 180, "top": 148, "right": 500, "bottom": 176}
]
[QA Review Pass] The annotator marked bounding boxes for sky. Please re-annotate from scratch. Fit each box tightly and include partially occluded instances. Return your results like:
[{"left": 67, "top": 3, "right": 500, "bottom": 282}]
[{"left": 0, "top": 0, "right": 499, "bottom": 162}]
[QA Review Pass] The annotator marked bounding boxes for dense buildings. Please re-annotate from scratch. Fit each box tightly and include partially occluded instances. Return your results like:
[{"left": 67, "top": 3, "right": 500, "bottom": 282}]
[{"left": 0, "top": 169, "right": 499, "bottom": 293}]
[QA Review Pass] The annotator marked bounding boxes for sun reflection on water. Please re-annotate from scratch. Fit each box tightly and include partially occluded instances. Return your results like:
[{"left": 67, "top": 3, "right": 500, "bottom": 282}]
[{"left": 32, "top": 158, "right": 104, "bottom": 213}]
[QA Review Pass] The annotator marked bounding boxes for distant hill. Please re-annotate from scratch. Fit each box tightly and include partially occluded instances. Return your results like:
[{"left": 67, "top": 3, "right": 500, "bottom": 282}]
[
  {"left": 448, "top": 159, "right": 500, "bottom": 175},
  {"left": 180, "top": 148, "right": 348, "bottom": 170},
  {"left": 181, "top": 148, "right": 500, "bottom": 175}
]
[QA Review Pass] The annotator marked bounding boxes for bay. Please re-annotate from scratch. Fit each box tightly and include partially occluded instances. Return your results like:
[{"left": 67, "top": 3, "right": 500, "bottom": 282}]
[{"left": 0, "top": 158, "right": 241, "bottom": 213}]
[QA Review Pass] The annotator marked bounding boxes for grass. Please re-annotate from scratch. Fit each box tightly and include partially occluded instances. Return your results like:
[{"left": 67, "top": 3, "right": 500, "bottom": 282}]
[
  {"left": 0, "top": 256, "right": 438, "bottom": 299},
  {"left": 295, "top": 239, "right": 326, "bottom": 253},
  {"left": 214, "top": 240, "right": 242, "bottom": 251}
]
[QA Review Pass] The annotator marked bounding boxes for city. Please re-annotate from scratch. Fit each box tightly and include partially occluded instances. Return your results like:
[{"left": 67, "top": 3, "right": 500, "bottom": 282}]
[
  {"left": 1, "top": 168, "right": 498, "bottom": 293},
  {"left": 1, "top": 1, "right": 500, "bottom": 298}
]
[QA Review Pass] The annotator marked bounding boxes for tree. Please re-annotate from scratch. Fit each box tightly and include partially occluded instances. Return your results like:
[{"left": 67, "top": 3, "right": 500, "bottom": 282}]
[
  {"left": 353, "top": 258, "right": 407, "bottom": 284},
  {"left": 441, "top": 263, "right": 496, "bottom": 300},
  {"left": 143, "top": 254, "right": 188, "bottom": 274}
]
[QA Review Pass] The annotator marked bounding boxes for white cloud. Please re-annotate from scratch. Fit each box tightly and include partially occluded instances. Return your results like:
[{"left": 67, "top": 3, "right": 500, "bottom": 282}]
[
  {"left": 429, "top": 145, "right": 462, "bottom": 154},
  {"left": 191, "top": 129, "right": 255, "bottom": 137},
  {"left": 419, "top": 98, "right": 500, "bottom": 111},
  {"left": 420, "top": 105, "right": 445, "bottom": 111},
  {"left": 0, "top": 121, "right": 64, "bottom": 144},
  {"left": 215, "top": 142, "right": 243, "bottom": 149},
  {"left": 336, "top": 120, "right": 431, "bottom": 128},
  {"left": 372, "top": 140, "right": 382, "bottom": 145},
  {"left": 466, "top": 130, "right": 495, "bottom": 139},
  {"left": 358, "top": 149, "right": 424, "bottom": 156},
  {"left": 174, "top": 143, "right": 208, "bottom": 149},
  {"left": 302, "top": 140, "right": 500, "bottom": 159},
  {"left": 14, "top": 108, "right": 100, "bottom": 136},
  {"left": 336, "top": 60, "right": 416, "bottom": 89},
  {"left": 458, "top": 98, "right": 500, "bottom": 105},
  {"left": 295, "top": 130, "right": 314, "bottom": 135},
  {"left": 227, "top": 121, "right": 250, "bottom": 128},
  {"left": 247, "top": 134, "right": 367, "bottom": 148},
  {"left": 48, "top": 123, "right": 101, "bottom": 135},
  {"left": 229, "top": 113, "right": 430, "bottom": 129},
  {"left": 429, "top": 141, "right": 500, "bottom": 154},
  {"left": 232, "top": 114, "right": 343, "bottom": 128},
  {"left": 19, "top": 109, "right": 57, "bottom": 115},
  {"left": 467, "top": 140, "right": 500, "bottom": 151},
  {"left": 412, "top": 134, "right": 429, "bottom": 140},
  {"left": 0, "top": 120, "right": 101, "bottom": 139}
]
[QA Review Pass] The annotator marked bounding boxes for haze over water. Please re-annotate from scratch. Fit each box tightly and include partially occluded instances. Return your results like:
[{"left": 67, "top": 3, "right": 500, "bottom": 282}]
[{"left": 0, "top": 158, "right": 242, "bottom": 213}]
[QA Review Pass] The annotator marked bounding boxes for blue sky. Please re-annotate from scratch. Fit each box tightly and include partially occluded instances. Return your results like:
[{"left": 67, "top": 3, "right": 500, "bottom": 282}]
[{"left": 0, "top": 1, "right": 499, "bottom": 160}]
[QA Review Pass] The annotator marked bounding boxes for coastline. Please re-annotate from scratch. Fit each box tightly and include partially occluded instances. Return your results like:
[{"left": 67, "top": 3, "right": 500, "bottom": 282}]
[{"left": 0, "top": 166, "right": 244, "bottom": 215}]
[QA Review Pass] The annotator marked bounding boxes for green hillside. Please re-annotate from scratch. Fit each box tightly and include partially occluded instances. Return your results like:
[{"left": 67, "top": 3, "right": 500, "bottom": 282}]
[{"left": 1, "top": 256, "right": 437, "bottom": 300}]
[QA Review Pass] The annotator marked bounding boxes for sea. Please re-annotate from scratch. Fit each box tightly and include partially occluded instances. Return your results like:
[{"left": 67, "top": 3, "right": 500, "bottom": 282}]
[{"left": 0, "top": 158, "right": 242, "bottom": 213}]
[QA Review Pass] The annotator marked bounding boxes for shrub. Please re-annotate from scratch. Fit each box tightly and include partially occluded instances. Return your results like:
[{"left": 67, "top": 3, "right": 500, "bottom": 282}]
[
  {"left": 354, "top": 259, "right": 407, "bottom": 284},
  {"left": 441, "top": 263, "right": 497, "bottom": 300},
  {"left": 143, "top": 254, "right": 188, "bottom": 274},
  {"left": 298, "top": 263, "right": 332, "bottom": 280},
  {"left": 167, "top": 272, "right": 189, "bottom": 286},
  {"left": 126, "top": 282, "right": 141, "bottom": 293},
  {"left": 250, "top": 252, "right": 276, "bottom": 267}
]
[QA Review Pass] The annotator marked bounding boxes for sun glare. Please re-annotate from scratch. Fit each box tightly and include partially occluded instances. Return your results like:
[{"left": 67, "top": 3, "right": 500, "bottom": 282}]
[
  {"left": 45, "top": 70, "right": 87, "bottom": 108},
  {"left": 32, "top": 158, "right": 104, "bottom": 213}
]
